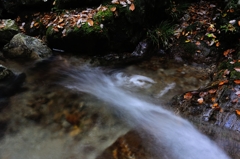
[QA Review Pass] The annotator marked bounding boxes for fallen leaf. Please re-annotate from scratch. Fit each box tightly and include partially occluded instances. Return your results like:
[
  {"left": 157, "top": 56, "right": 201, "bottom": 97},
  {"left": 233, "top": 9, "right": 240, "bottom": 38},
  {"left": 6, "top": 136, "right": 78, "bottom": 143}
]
[
  {"left": 184, "top": 92, "right": 193, "bottom": 100},
  {"left": 219, "top": 80, "right": 228, "bottom": 86},
  {"left": 236, "top": 109, "right": 240, "bottom": 115},
  {"left": 69, "top": 126, "right": 81, "bottom": 137},
  {"left": 111, "top": 0, "right": 119, "bottom": 4},
  {"left": 234, "top": 67, "right": 240, "bottom": 72},
  {"left": 216, "top": 42, "right": 220, "bottom": 47},
  {"left": 206, "top": 33, "right": 216, "bottom": 38},
  {"left": 195, "top": 41, "right": 201, "bottom": 46},
  {"left": 208, "top": 89, "right": 217, "bottom": 94},
  {"left": 223, "top": 69, "right": 230, "bottom": 76},
  {"left": 212, "top": 103, "right": 219, "bottom": 109},
  {"left": 234, "top": 80, "right": 240, "bottom": 84},
  {"left": 199, "top": 91, "right": 208, "bottom": 97},
  {"left": 185, "top": 39, "right": 191, "bottom": 43},
  {"left": 110, "top": 7, "right": 117, "bottom": 12},
  {"left": 197, "top": 98, "right": 204, "bottom": 104},
  {"left": 34, "top": 22, "right": 39, "bottom": 28},
  {"left": 129, "top": 3, "right": 135, "bottom": 11},
  {"left": 211, "top": 97, "right": 216, "bottom": 102},
  {"left": 87, "top": 19, "right": 94, "bottom": 26},
  {"left": 58, "top": 18, "right": 64, "bottom": 23},
  {"left": 223, "top": 49, "right": 235, "bottom": 57}
]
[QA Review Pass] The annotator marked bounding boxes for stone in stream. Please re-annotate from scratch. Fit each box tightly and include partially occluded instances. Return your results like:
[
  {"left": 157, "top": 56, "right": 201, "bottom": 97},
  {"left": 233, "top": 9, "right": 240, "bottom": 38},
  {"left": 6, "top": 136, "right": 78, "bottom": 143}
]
[
  {"left": 0, "top": 65, "right": 26, "bottom": 97},
  {"left": 3, "top": 33, "right": 52, "bottom": 60}
]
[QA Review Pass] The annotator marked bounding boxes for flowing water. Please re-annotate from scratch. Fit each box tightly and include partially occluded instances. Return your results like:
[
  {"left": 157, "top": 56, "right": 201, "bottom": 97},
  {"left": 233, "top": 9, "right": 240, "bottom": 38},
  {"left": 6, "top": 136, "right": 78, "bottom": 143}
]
[
  {"left": 0, "top": 57, "right": 230, "bottom": 159},
  {"left": 61, "top": 65, "right": 230, "bottom": 159}
]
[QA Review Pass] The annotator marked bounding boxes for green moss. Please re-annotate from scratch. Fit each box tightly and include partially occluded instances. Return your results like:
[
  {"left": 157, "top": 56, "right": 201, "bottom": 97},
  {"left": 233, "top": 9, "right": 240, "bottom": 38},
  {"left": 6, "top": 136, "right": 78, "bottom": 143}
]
[
  {"left": 46, "top": 26, "right": 54, "bottom": 36},
  {"left": 93, "top": 7, "right": 114, "bottom": 23},
  {"left": 2, "top": 19, "right": 19, "bottom": 31},
  {"left": 230, "top": 70, "right": 240, "bottom": 79},
  {"left": 219, "top": 61, "right": 240, "bottom": 70}
]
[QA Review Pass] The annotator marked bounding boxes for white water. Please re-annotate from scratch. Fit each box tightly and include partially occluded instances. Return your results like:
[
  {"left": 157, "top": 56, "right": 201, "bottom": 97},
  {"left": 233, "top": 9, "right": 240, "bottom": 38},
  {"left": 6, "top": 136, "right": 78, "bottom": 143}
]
[{"left": 62, "top": 66, "right": 230, "bottom": 159}]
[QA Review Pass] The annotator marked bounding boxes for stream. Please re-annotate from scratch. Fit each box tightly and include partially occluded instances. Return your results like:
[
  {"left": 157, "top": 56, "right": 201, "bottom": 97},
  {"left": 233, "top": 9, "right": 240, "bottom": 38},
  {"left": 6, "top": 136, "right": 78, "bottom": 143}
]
[{"left": 0, "top": 55, "right": 229, "bottom": 159}]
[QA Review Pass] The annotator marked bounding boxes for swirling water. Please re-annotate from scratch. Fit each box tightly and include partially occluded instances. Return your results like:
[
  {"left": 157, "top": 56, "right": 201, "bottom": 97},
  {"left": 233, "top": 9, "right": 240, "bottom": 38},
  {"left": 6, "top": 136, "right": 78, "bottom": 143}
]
[{"left": 61, "top": 66, "right": 230, "bottom": 159}]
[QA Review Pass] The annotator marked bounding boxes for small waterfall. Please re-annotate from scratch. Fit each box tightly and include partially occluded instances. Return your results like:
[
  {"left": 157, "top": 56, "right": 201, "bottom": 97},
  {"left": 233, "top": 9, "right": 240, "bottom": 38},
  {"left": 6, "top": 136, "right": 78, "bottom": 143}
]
[{"left": 62, "top": 66, "right": 230, "bottom": 159}]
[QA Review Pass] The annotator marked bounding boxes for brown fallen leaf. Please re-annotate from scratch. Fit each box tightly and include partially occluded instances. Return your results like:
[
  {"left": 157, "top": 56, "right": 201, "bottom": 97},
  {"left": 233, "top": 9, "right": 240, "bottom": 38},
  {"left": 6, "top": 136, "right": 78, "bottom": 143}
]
[
  {"left": 87, "top": 19, "right": 94, "bottom": 26},
  {"left": 184, "top": 92, "right": 193, "bottom": 100},
  {"left": 236, "top": 109, "right": 240, "bottom": 116},
  {"left": 211, "top": 97, "right": 216, "bottom": 102},
  {"left": 223, "top": 49, "right": 235, "bottom": 57},
  {"left": 129, "top": 3, "right": 135, "bottom": 11},
  {"left": 215, "top": 41, "right": 220, "bottom": 47},
  {"left": 195, "top": 41, "right": 201, "bottom": 46},
  {"left": 234, "top": 80, "right": 240, "bottom": 84},
  {"left": 219, "top": 80, "right": 228, "bottom": 86},
  {"left": 208, "top": 89, "right": 217, "bottom": 94},
  {"left": 110, "top": 7, "right": 117, "bottom": 12},
  {"left": 197, "top": 98, "right": 204, "bottom": 104},
  {"left": 212, "top": 103, "right": 219, "bottom": 109}
]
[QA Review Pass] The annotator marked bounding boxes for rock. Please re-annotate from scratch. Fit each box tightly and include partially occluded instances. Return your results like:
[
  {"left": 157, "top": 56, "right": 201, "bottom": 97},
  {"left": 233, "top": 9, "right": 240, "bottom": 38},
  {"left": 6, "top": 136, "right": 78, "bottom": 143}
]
[
  {"left": 170, "top": 59, "right": 240, "bottom": 158},
  {"left": 91, "top": 40, "right": 152, "bottom": 66},
  {"left": 0, "top": 19, "right": 19, "bottom": 44},
  {"left": 3, "top": 33, "right": 52, "bottom": 60},
  {"left": 0, "top": 65, "right": 26, "bottom": 97},
  {"left": 0, "top": 65, "right": 14, "bottom": 81}
]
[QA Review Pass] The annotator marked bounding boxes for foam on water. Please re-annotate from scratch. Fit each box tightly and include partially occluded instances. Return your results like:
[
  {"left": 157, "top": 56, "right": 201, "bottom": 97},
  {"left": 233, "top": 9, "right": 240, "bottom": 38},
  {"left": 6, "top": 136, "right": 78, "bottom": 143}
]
[{"left": 62, "top": 66, "right": 230, "bottom": 159}]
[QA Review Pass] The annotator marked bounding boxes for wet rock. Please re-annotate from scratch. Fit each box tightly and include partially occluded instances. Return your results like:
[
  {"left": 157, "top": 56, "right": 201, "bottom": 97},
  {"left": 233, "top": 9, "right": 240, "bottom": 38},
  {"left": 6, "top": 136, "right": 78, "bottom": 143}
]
[
  {"left": 170, "top": 60, "right": 240, "bottom": 158},
  {"left": 3, "top": 33, "right": 52, "bottom": 60},
  {"left": 0, "top": 65, "right": 14, "bottom": 80},
  {"left": 92, "top": 40, "right": 153, "bottom": 66},
  {"left": 0, "top": 19, "right": 19, "bottom": 44},
  {"left": 0, "top": 65, "right": 26, "bottom": 97}
]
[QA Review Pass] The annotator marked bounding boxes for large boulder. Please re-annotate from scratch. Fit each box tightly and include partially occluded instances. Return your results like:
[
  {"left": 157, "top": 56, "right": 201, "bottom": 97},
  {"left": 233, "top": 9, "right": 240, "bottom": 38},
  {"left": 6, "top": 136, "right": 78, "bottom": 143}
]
[
  {"left": 3, "top": 33, "right": 52, "bottom": 60},
  {"left": 0, "top": 19, "right": 19, "bottom": 45}
]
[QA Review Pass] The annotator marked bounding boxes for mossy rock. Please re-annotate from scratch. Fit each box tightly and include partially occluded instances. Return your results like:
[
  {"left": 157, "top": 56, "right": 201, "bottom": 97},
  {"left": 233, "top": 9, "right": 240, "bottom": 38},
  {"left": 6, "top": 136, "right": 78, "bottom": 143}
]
[
  {"left": 46, "top": 23, "right": 109, "bottom": 54},
  {"left": 0, "top": 19, "right": 19, "bottom": 45}
]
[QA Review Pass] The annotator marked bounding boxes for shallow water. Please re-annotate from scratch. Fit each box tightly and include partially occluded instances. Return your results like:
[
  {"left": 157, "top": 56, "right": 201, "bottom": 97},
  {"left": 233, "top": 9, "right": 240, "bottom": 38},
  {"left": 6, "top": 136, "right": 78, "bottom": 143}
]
[{"left": 0, "top": 56, "right": 225, "bottom": 159}]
